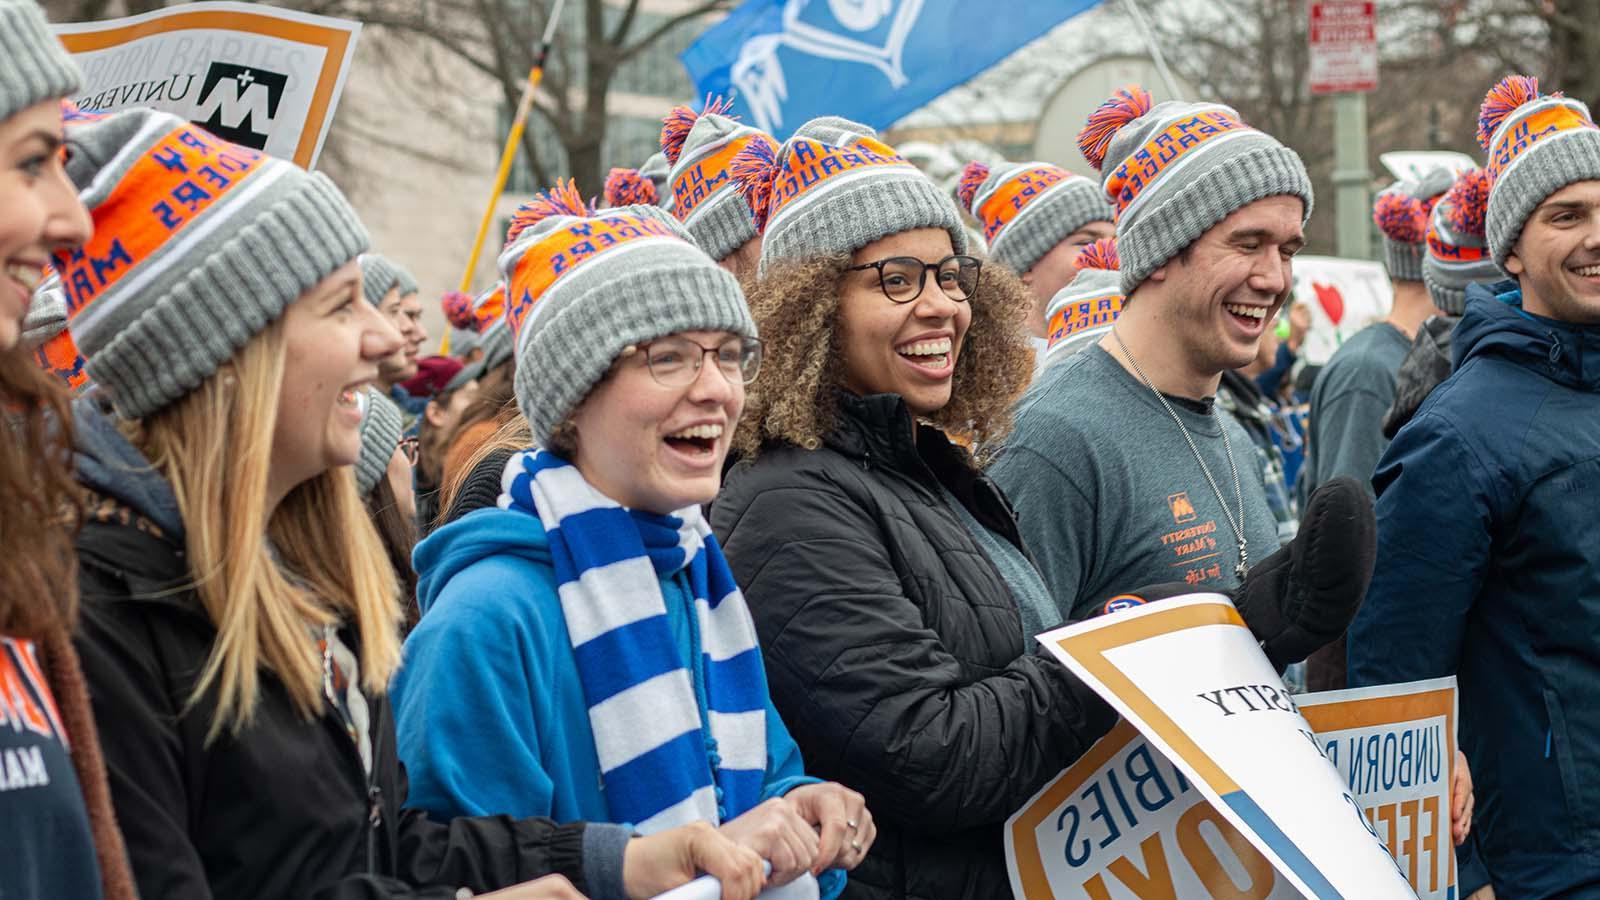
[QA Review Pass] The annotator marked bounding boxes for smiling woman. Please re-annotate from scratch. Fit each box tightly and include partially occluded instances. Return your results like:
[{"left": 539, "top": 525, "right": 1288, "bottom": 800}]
[{"left": 712, "top": 115, "right": 1119, "bottom": 900}]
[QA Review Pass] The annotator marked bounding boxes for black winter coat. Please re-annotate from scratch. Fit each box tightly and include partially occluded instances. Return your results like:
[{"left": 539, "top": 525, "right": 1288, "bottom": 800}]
[
  {"left": 712, "top": 393, "right": 1115, "bottom": 900},
  {"left": 70, "top": 404, "right": 594, "bottom": 900}
]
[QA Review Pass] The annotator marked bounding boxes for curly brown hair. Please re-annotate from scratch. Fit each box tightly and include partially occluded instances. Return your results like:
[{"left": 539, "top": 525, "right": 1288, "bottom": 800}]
[
  {"left": 0, "top": 349, "right": 81, "bottom": 638},
  {"left": 734, "top": 254, "right": 1036, "bottom": 461}
]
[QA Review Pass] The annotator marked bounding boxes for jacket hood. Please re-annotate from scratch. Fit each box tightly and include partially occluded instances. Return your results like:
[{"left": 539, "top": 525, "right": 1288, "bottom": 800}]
[
  {"left": 1456, "top": 281, "right": 1600, "bottom": 391},
  {"left": 72, "top": 396, "right": 185, "bottom": 539},
  {"left": 413, "top": 505, "right": 551, "bottom": 617}
]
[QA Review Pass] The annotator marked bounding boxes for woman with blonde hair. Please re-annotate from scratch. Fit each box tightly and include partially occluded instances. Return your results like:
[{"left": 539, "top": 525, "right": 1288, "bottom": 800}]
[
  {"left": 61, "top": 108, "right": 765, "bottom": 900},
  {"left": 0, "top": 4, "right": 133, "bottom": 898}
]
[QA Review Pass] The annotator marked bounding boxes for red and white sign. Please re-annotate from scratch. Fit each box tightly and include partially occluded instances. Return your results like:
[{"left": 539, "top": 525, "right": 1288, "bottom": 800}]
[{"left": 1309, "top": 1, "right": 1378, "bottom": 95}]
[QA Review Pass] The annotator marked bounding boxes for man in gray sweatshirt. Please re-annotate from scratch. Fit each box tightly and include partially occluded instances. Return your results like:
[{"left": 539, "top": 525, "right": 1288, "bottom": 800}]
[{"left": 992, "top": 87, "right": 1313, "bottom": 623}]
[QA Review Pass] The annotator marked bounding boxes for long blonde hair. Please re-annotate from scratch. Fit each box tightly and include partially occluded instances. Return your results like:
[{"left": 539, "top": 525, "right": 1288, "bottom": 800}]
[{"left": 131, "top": 320, "right": 403, "bottom": 740}]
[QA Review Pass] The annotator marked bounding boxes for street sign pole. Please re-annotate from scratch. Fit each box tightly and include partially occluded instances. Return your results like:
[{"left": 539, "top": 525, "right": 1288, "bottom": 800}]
[
  {"left": 1333, "top": 92, "right": 1370, "bottom": 260},
  {"left": 1309, "top": 1, "right": 1378, "bottom": 260}
]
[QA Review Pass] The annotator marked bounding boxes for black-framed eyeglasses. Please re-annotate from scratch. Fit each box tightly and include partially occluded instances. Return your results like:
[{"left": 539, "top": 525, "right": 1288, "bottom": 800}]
[
  {"left": 622, "top": 335, "right": 764, "bottom": 387},
  {"left": 845, "top": 254, "right": 982, "bottom": 304}
]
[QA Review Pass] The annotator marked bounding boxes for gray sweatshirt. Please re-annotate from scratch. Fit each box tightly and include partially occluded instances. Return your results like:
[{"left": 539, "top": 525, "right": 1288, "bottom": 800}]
[{"left": 992, "top": 343, "right": 1279, "bottom": 621}]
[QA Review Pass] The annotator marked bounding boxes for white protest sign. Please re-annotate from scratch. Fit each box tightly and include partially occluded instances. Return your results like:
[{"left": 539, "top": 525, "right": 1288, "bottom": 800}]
[
  {"left": 1291, "top": 255, "right": 1393, "bottom": 366},
  {"left": 1297, "top": 679, "right": 1458, "bottom": 899},
  {"left": 1379, "top": 151, "right": 1477, "bottom": 184},
  {"left": 1034, "top": 595, "right": 1416, "bottom": 899},
  {"left": 652, "top": 871, "right": 818, "bottom": 900},
  {"left": 55, "top": 2, "right": 360, "bottom": 168},
  {"left": 1006, "top": 678, "right": 1459, "bottom": 899}
]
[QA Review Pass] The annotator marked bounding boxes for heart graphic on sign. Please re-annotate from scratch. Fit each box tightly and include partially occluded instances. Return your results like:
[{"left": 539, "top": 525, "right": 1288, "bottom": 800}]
[{"left": 1312, "top": 281, "right": 1345, "bottom": 326}]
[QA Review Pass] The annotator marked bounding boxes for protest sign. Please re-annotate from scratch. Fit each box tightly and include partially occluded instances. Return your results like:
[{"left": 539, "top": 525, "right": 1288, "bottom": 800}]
[
  {"left": 54, "top": 2, "right": 360, "bottom": 168},
  {"left": 1033, "top": 595, "right": 1416, "bottom": 899},
  {"left": 652, "top": 871, "right": 818, "bottom": 900},
  {"left": 1290, "top": 255, "right": 1393, "bottom": 366},
  {"left": 1298, "top": 679, "right": 1457, "bottom": 899}
]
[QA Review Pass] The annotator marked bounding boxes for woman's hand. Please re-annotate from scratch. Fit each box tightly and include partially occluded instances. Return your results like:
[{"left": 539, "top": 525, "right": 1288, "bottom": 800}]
[
  {"left": 622, "top": 821, "right": 766, "bottom": 900},
  {"left": 719, "top": 797, "right": 821, "bottom": 886},
  {"left": 782, "top": 782, "right": 875, "bottom": 875},
  {"left": 1452, "top": 749, "right": 1474, "bottom": 846}
]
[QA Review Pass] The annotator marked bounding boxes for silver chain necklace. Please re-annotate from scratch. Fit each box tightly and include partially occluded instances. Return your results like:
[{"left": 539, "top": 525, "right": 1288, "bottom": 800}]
[{"left": 1111, "top": 328, "right": 1249, "bottom": 580}]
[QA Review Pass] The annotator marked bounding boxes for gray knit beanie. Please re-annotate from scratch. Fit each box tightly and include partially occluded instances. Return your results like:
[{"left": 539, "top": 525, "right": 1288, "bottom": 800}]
[
  {"left": 1043, "top": 237, "right": 1123, "bottom": 365},
  {"left": 1077, "top": 87, "right": 1313, "bottom": 295},
  {"left": 393, "top": 263, "right": 419, "bottom": 298},
  {"left": 20, "top": 269, "right": 66, "bottom": 350},
  {"left": 56, "top": 108, "right": 369, "bottom": 419},
  {"left": 1476, "top": 75, "right": 1600, "bottom": 271},
  {"left": 355, "top": 387, "right": 403, "bottom": 496},
  {"left": 730, "top": 116, "right": 966, "bottom": 275},
  {"left": 449, "top": 326, "right": 483, "bottom": 358},
  {"left": 660, "top": 99, "right": 773, "bottom": 262},
  {"left": 1422, "top": 169, "right": 1497, "bottom": 316},
  {"left": 956, "top": 159, "right": 1112, "bottom": 276},
  {"left": 498, "top": 185, "right": 755, "bottom": 448},
  {"left": 1373, "top": 167, "right": 1454, "bottom": 283},
  {"left": 0, "top": 1, "right": 81, "bottom": 124},
  {"left": 360, "top": 254, "right": 402, "bottom": 306}
]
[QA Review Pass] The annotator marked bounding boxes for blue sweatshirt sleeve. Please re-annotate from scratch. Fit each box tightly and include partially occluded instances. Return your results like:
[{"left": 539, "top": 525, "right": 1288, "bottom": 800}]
[
  {"left": 392, "top": 556, "right": 562, "bottom": 821},
  {"left": 1348, "top": 411, "right": 1497, "bottom": 687},
  {"left": 761, "top": 695, "right": 819, "bottom": 802}
]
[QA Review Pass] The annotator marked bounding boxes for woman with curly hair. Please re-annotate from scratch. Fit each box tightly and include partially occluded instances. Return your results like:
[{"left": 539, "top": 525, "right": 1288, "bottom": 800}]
[
  {"left": 710, "top": 117, "right": 1120, "bottom": 900},
  {"left": 0, "top": 4, "right": 134, "bottom": 898}
]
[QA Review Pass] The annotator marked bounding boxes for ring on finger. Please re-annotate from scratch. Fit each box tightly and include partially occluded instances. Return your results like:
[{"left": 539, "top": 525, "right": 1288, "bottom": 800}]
[
  {"left": 847, "top": 819, "right": 859, "bottom": 830},
  {"left": 851, "top": 839, "right": 863, "bottom": 852}
]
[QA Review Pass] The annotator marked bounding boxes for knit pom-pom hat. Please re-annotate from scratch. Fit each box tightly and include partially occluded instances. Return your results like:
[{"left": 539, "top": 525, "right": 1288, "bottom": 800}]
[
  {"left": 1423, "top": 168, "right": 1498, "bottom": 315},
  {"left": 954, "top": 158, "right": 1112, "bottom": 277},
  {"left": 1043, "top": 236, "right": 1123, "bottom": 364},
  {"left": 1372, "top": 167, "right": 1455, "bottom": 282},
  {"left": 659, "top": 96, "right": 771, "bottom": 261}
]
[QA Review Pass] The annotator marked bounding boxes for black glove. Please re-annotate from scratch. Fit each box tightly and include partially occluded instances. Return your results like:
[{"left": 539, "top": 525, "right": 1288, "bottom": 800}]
[{"left": 1094, "top": 476, "right": 1376, "bottom": 671}]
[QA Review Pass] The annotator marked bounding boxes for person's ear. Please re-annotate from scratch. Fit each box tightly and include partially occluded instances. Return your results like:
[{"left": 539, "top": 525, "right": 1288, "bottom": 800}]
[{"left": 1504, "top": 244, "right": 1525, "bottom": 276}]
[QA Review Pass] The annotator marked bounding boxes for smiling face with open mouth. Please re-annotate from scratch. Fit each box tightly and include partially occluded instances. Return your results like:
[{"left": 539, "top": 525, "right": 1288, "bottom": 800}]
[
  {"left": 0, "top": 100, "right": 92, "bottom": 352},
  {"left": 836, "top": 227, "right": 973, "bottom": 418},
  {"left": 1507, "top": 180, "right": 1600, "bottom": 326},
  {"left": 568, "top": 329, "right": 748, "bottom": 515}
]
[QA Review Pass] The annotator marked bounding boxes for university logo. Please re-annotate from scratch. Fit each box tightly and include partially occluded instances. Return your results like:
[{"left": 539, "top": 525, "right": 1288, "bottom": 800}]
[
  {"left": 732, "top": 0, "right": 925, "bottom": 133},
  {"left": 195, "top": 62, "right": 287, "bottom": 150},
  {"left": 1168, "top": 491, "right": 1197, "bottom": 524}
]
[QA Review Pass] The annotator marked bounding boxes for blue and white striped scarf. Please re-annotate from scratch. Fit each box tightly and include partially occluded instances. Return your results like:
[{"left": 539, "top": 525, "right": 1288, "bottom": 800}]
[{"left": 499, "top": 449, "right": 768, "bottom": 832}]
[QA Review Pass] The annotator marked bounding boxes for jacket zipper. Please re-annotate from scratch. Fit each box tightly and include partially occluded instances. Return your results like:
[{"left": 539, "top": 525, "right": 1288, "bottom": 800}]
[{"left": 367, "top": 782, "right": 382, "bottom": 873}]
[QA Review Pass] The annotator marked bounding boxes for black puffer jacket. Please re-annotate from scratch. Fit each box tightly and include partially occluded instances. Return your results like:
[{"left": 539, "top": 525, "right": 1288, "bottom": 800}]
[
  {"left": 69, "top": 401, "right": 603, "bottom": 900},
  {"left": 712, "top": 393, "right": 1115, "bottom": 900}
]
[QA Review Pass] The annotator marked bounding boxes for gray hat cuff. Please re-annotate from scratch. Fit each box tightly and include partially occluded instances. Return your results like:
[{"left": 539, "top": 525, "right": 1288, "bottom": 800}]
[
  {"left": 1383, "top": 240, "right": 1426, "bottom": 282},
  {"left": 1487, "top": 130, "right": 1600, "bottom": 270},
  {"left": 515, "top": 265, "right": 755, "bottom": 447},
  {"left": 362, "top": 254, "right": 400, "bottom": 305},
  {"left": 686, "top": 190, "right": 758, "bottom": 262},
  {"left": 479, "top": 321, "right": 514, "bottom": 372},
  {"left": 1421, "top": 268, "right": 1468, "bottom": 316},
  {"left": 88, "top": 172, "right": 370, "bottom": 419},
  {"left": 1119, "top": 144, "right": 1313, "bottom": 295},
  {"left": 988, "top": 189, "right": 1113, "bottom": 275},
  {"left": 356, "top": 391, "right": 404, "bottom": 496},
  {"left": 0, "top": 2, "right": 81, "bottom": 123},
  {"left": 759, "top": 174, "right": 966, "bottom": 275},
  {"left": 450, "top": 327, "right": 483, "bottom": 355}
]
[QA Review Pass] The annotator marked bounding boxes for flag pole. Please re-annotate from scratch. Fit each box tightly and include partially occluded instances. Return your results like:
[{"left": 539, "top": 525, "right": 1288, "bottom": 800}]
[
  {"left": 456, "top": 0, "right": 566, "bottom": 296},
  {"left": 1119, "top": 0, "right": 1181, "bottom": 99}
]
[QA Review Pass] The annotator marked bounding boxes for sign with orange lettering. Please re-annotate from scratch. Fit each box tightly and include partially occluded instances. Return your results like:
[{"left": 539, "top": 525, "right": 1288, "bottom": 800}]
[
  {"left": 1026, "top": 595, "right": 1417, "bottom": 899},
  {"left": 55, "top": 2, "right": 360, "bottom": 168}
]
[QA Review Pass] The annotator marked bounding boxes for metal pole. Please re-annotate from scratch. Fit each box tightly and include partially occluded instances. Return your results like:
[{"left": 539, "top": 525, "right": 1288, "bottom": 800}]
[
  {"left": 1120, "top": 0, "right": 1182, "bottom": 99},
  {"left": 456, "top": 0, "right": 566, "bottom": 295},
  {"left": 1332, "top": 91, "right": 1371, "bottom": 259}
]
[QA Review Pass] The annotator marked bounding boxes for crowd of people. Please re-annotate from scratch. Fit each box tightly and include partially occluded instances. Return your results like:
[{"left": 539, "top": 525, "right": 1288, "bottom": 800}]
[{"left": 4, "top": 1, "right": 1599, "bottom": 897}]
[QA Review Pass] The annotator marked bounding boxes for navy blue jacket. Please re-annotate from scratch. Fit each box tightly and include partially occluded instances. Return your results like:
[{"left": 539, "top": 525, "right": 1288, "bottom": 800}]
[{"left": 1348, "top": 282, "right": 1600, "bottom": 898}]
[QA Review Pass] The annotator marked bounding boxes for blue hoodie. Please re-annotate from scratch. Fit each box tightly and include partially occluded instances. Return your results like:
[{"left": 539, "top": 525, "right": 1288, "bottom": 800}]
[
  {"left": 1349, "top": 282, "right": 1600, "bottom": 898},
  {"left": 394, "top": 503, "right": 843, "bottom": 892}
]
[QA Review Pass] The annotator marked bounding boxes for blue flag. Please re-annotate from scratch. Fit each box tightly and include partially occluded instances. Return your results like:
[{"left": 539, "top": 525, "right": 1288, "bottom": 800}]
[{"left": 682, "top": 0, "right": 1102, "bottom": 140}]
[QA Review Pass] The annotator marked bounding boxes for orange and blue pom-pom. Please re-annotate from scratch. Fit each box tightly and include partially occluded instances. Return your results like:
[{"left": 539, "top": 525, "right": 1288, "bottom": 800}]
[
  {"left": 956, "top": 161, "right": 990, "bottom": 214},
  {"left": 1477, "top": 75, "right": 1546, "bottom": 151},
  {"left": 1444, "top": 169, "right": 1490, "bottom": 236},
  {"left": 506, "top": 179, "right": 591, "bottom": 245},
  {"left": 603, "top": 167, "right": 658, "bottom": 207},
  {"left": 1078, "top": 86, "right": 1153, "bottom": 171},
  {"left": 730, "top": 136, "right": 778, "bottom": 234},
  {"left": 660, "top": 94, "right": 737, "bottom": 164},
  {"left": 441, "top": 291, "right": 476, "bottom": 330},
  {"left": 1373, "top": 191, "right": 1428, "bottom": 244},
  {"left": 1074, "top": 236, "right": 1119, "bottom": 271}
]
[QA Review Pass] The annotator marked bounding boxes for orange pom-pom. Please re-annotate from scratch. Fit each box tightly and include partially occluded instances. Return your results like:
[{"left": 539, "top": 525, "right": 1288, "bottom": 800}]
[
  {"left": 1373, "top": 191, "right": 1428, "bottom": 244},
  {"left": 506, "top": 179, "right": 590, "bottom": 245},
  {"left": 604, "top": 167, "right": 658, "bottom": 207},
  {"left": 1073, "top": 237, "right": 1119, "bottom": 271},
  {"left": 956, "top": 161, "right": 990, "bottom": 214},
  {"left": 1444, "top": 169, "right": 1490, "bottom": 237},
  {"left": 441, "top": 290, "right": 476, "bottom": 329},
  {"left": 1078, "top": 86, "right": 1153, "bottom": 171},
  {"left": 730, "top": 136, "right": 779, "bottom": 233},
  {"left": 660, "top": 93, "right": 737, "bottom": 165},
  {"left": 1477, "top": 75, "right": 1546, "bottom": 151}
]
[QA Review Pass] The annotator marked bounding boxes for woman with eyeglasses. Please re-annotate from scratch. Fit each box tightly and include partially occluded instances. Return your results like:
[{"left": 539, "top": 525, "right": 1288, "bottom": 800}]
[
  {"left": 713, "top": 118, "right": 1120, "bottom": 900},
  {"left": 393, "top": 187, "right": 873, "bottom": 899}
]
